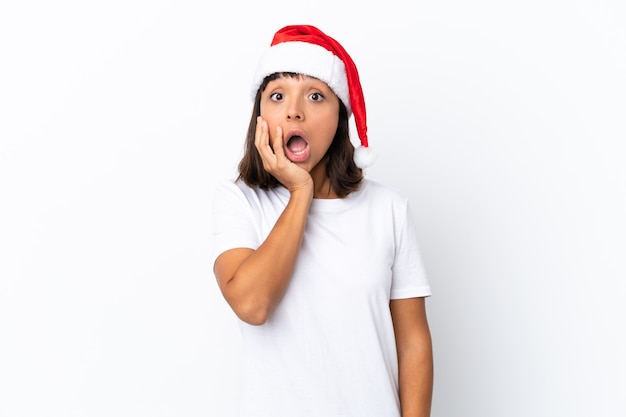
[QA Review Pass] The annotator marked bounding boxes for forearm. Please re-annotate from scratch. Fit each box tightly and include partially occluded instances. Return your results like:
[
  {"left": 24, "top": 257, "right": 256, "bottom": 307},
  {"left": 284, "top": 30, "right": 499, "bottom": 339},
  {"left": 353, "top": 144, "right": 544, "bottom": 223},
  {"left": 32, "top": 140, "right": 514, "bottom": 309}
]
[
  {"left": 397, "top": 340, "right": 433, "bottom": 417},
  {"left": 390, "top": 297, "right": 433, "bottom": 417},
  {"left": 224, "top": 186, "right": 313, "bottom": 323}
]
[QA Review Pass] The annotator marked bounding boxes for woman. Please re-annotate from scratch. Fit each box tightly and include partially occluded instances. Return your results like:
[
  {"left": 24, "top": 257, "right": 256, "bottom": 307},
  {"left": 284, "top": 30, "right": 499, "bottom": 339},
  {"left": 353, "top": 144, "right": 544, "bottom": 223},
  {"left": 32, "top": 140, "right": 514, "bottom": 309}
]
[{"left": 212, "top": 24, "right": 433, "bottom": 417}]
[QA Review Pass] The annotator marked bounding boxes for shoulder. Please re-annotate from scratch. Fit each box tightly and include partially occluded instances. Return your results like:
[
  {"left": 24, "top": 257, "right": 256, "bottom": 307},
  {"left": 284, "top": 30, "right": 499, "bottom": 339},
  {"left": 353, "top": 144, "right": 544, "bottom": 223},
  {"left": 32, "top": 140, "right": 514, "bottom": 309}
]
[
  {"left": 213, "top": 178, "right": 260, "bottom": 199},
  {"left": 212, "top": 178, "right": 257, "bottom": 207},
  {"left": 357, "top": 180, "right": 415, "bottom": 227},
  {"left": 213, "top": 178, "right": 244, "bottom": 200},
  {"left": 213, "top": 178, "right": 289, "bottom": 209},
  {"left": 360, "top": 179, "right": 410, "bottom": 206}
]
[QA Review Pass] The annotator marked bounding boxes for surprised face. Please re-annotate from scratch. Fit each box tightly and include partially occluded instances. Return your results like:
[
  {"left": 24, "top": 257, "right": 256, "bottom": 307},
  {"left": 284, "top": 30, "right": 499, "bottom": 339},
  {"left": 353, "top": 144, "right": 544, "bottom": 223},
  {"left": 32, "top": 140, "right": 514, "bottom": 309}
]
[{"left": 259, "top": 74, "right": 340, "bottom": 176}]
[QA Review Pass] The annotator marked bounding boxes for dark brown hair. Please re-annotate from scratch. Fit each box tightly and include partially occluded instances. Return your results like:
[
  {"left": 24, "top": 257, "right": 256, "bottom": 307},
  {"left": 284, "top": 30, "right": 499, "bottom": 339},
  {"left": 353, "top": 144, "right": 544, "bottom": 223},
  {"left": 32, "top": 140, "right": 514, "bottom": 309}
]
[{"left": 237, "top": 73, "right": 363, "bottom": 198}]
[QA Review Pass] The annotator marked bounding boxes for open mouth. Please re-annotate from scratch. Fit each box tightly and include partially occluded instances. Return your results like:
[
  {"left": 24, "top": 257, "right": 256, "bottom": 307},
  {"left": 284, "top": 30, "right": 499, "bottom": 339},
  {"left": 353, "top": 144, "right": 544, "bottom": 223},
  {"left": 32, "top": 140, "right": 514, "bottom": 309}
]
[
  {"left": 287, "top": 135, "right": 307, "bottom": 155},
  {"left": 284, "top": 131, "right": 310, "bottom": 162}
]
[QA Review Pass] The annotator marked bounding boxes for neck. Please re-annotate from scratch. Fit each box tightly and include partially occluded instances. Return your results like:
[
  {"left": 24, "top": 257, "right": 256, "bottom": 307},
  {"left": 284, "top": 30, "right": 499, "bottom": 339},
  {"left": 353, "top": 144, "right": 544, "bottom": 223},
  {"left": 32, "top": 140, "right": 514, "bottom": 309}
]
[{"left": 310, "top": 162, "right": 338, "bottom": 199}]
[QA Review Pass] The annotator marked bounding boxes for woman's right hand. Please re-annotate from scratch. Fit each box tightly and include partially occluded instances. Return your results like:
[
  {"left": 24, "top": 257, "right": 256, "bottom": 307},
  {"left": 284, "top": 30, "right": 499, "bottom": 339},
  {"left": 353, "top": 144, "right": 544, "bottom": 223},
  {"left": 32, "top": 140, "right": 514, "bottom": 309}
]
[{"left": 255, "top": 116, "right": 313, "bottom": 193}]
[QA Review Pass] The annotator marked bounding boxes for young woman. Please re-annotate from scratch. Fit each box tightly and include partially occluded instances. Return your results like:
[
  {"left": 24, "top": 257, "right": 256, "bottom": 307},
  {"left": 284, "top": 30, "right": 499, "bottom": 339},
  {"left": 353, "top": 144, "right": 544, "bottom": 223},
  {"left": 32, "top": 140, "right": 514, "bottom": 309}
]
[{"left": 212, "top": 25, "right": 433, "bottom": 417}]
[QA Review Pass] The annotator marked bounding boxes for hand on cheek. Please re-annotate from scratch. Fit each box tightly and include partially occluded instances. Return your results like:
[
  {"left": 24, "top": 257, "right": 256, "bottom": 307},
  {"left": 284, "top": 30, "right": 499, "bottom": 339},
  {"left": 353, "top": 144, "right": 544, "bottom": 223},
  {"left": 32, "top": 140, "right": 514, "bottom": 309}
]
[{"left": 254, "top": 116, "right": 313, "bottom": 192}]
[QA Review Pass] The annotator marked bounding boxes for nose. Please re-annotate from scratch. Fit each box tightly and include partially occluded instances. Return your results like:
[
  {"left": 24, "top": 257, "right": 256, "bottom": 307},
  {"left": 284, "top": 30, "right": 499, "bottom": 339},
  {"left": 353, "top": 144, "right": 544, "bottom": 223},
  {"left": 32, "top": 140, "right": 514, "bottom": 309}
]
[{"left": 286, "top": 99, "right": 304, "bottom": 121}]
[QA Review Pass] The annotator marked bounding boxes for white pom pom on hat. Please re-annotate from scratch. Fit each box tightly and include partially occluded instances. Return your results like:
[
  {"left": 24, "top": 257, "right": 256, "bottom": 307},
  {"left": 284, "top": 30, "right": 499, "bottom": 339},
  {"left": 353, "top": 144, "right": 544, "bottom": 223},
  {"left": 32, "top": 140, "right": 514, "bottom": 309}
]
[{"left": 251, "top": 25, "right": 375, "bottom": 169}]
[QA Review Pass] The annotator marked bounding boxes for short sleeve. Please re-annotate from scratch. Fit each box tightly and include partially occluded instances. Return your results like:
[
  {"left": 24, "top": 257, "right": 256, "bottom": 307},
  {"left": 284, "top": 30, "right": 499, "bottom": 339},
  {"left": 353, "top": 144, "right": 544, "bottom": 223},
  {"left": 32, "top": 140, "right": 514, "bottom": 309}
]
[
  {"left": 390, "top": 200, "right": 432, "bottom": 299},
  {"left": 211, "top": 180, "right": 261, "bottom": 266}
]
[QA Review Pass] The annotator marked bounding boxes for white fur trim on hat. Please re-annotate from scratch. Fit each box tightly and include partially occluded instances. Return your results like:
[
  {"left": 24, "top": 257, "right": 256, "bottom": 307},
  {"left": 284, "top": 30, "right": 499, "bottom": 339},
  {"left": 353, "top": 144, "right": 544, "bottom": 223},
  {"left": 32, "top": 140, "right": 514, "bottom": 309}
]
[
  {"left": 250, "top": 42, "right": 351, "bottom": 114},
  {"left": 354, "top": 145, "right": 376, "bottom": 169}
]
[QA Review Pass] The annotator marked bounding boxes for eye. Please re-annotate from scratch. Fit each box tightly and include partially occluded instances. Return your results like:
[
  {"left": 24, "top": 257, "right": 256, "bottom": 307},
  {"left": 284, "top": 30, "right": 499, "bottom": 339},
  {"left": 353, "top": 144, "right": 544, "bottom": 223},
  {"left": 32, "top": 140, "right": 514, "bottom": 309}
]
[
  {"left": 270, "top": 92, "right": 283, "bottom": 101},
  {"left": 309, "top": 92, "right": 324, "bottom": 102}
]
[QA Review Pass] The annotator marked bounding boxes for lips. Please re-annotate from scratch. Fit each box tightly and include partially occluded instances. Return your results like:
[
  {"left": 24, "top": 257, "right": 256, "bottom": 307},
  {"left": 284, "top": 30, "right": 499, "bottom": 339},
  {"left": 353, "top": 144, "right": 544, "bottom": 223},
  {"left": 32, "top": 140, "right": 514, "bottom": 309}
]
[{"left": 284, "top": 130, "right": 310, "bottom": 162}]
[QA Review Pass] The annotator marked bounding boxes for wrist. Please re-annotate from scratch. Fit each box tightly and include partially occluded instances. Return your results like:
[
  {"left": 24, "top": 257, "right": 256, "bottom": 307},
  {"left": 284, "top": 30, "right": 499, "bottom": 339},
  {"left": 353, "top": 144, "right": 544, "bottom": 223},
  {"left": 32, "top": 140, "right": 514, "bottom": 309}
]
[{"left": 287, "top": 180, "right": 314, "bottom": 198}]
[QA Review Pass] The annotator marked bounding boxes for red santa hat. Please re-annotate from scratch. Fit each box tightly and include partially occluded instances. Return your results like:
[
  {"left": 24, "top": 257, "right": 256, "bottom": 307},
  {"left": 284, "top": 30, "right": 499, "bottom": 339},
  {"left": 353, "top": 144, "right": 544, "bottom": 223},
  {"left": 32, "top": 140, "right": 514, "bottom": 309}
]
[{"left": 251, "top": 25, "right": 376, "bottom": 168}]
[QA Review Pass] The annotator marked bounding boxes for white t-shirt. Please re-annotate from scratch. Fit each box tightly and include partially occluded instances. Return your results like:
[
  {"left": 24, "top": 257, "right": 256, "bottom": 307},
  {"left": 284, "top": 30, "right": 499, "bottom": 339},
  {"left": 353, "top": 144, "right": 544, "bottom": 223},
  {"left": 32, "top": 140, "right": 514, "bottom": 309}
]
[{"left": 212, "top": 178, "right": 431, "bottom": 417}]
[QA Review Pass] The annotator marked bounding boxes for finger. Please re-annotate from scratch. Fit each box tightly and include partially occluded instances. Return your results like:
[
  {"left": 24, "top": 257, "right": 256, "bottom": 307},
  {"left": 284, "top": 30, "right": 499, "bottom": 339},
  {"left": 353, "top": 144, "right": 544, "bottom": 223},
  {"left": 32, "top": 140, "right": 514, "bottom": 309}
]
[
  {"left": 271, "top": 126, "right": 286, "bottom": 158},
  {"left": 254, "top": 117, "right": 274, "bottom": 161},
  {"left": 254, "top": 116, "right": 267, "bottom": 149}
]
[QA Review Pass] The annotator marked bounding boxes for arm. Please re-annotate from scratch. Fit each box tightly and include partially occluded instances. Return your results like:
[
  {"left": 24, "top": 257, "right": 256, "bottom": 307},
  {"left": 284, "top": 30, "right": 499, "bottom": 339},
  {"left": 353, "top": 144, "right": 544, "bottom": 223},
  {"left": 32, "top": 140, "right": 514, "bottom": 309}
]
[
  {"left": 390, "top": 297, "right": 433, "bottom": 417},
  {"left": 213, "top": 118, "right": 313, "bottom": 325},
  {"left": 214, "top": 187, "right": 311, "bottom": 325}
]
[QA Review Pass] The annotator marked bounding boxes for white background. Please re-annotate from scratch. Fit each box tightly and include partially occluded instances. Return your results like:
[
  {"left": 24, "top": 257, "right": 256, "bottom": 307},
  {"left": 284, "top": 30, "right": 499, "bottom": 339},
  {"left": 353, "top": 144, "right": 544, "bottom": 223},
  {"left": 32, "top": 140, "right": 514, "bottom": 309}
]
[{"left": 1, "top": 1, "right": 625, "bottom": 416}]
